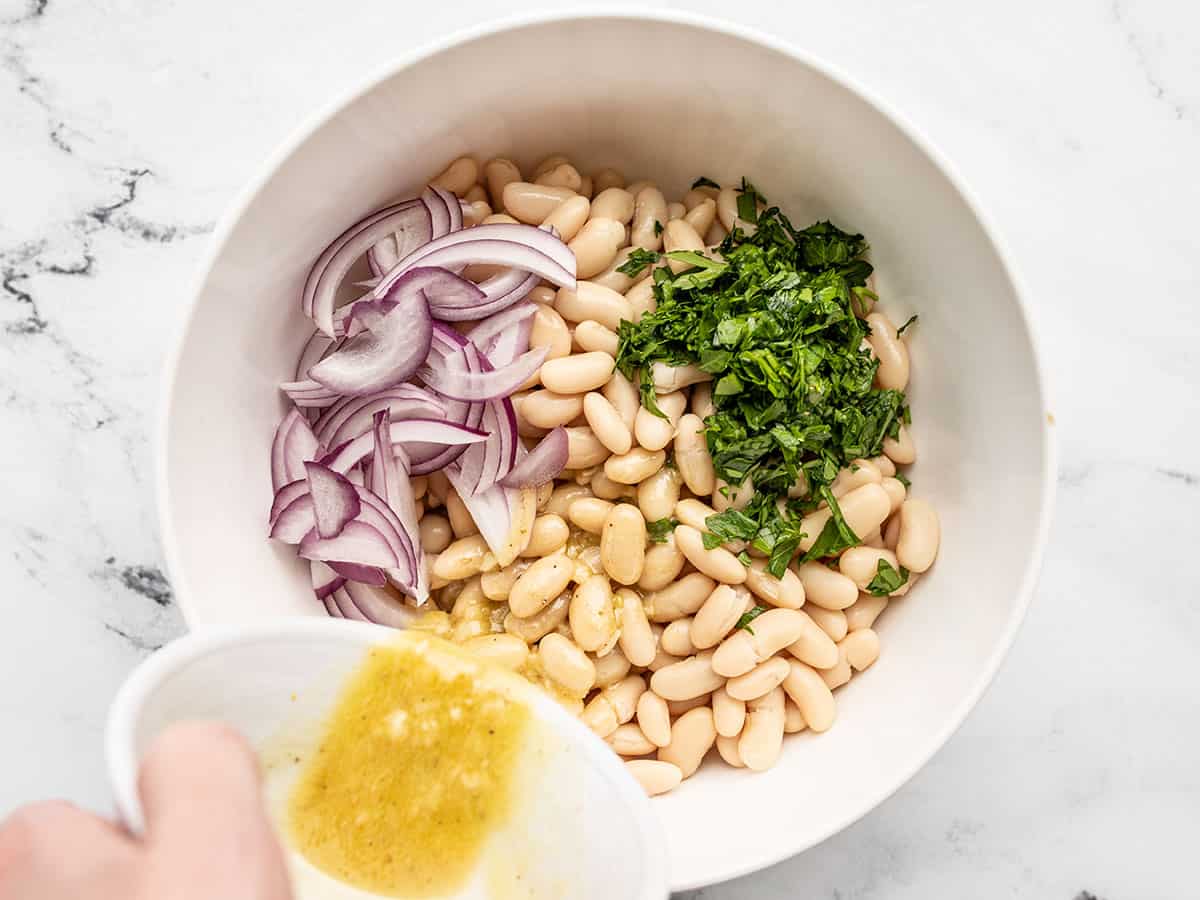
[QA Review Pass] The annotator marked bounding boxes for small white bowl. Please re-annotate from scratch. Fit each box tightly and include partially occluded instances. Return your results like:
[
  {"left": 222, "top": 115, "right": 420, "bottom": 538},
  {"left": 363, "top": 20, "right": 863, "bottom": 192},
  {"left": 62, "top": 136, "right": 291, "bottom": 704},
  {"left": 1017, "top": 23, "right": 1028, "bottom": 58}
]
[
  {"left": 105, "top": 619, "right": 669, "bottom": 900},
  {"left": 157, "top": 11, "right": 1055, "bottom": 891}
]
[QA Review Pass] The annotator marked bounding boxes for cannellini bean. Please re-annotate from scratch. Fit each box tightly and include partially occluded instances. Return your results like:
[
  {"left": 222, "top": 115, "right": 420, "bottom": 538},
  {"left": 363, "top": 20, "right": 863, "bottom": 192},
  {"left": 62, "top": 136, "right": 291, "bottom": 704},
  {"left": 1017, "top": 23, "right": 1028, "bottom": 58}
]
[
  {"left": 520, "top": 514, "right": 569, "bottom": 557},
  {"left": 638, "top": 536, "right": 686, "bottom": 591},
  {"left": 589, "top": 248, "right": 637, "bottom": 293},
  {"left": 418, "top": 514, "right": 452, "bottom": 553},
  {"left": 535, "top": 163, "right": 583, "bottom": 192},
  {"left": 601, "top": 369, "right": 640, "bottom": 430},
  {"left": 464, "top": 199, "right": 491, "bottom": 225},
  {"left": 484, "top": 158, "right": 522, "bottom": 210},
  {"left": 593, "top": 646, "right": 632, "bottom": 688},
  {"left": 673, "top": 498, "right": 744, "bottom": 552},
  {"left": 782, "top": 660, "right": 837, "bottom": 732},
  {"left": 716, "top": 733, "right": 744, "bottom": 767},
  {"left": 667, "top": 201, "right": 686, "bottom": 221},
  {"left": 541, "top": 351, "right": 615, "bottom": 394},
  {"left": 674, "top": 414, "right": 716, "bottom": 495},
  {"left": 660, "top": 617, "right": 698, "bottom": 657},
  {"left": 509, "top": 553, "right": 574, "bottom": 617},
  {"left": 445, "top": 488, "right": 478, "bottom": 538},
  {"left": 705, "top": 221, "right": 728, "bottom": 245},
  {"left": 866, "top": 312, "right": 910, "bottom": 391},
  {"left": 830, "top": 459, "right": 883, "bottom": 498},
  {"left": 432, "top": 535, "right": 493, "bottom": 580},
  {"left": 569, "top": 218, "right": 625, "bottom": 279},
  {"left": 804, "top": 604, "right": 848, "bottom": 642},
  {"left": 636, "top": 690, "right": 672, "bottom": 747},
  {"left": 504, "top": 591, "right": 569, "bottom": 642},
  {"left": 691, "top": 381, "right": 715, "bottom": 419},
  {"left": 526, "top": 285, "right": 556, "bottom": 305},
  {"left": 590, "top": 470, "right": 634, "bottom": 500},
  {"left": 783, "top": 698, "right": 807, "bottom": 733},
  {"left": 798, "top": 483, "right": 891, "bottom": 553},
  {"left": 481, "top": 559, "right": 532, "bottom": 601},
  {"left": 739, "top": 686, "right": 785, "bottom": 771},
  {"left": 664, "top": 219, "right": 705, "bottom": 272},
  {"left": 637, "top": 465, "right": 682, "bottom": 522},
  {"left": 482, "top": 212, "right": 519, "bottom": 226},
  {"left": 674, "top": 524, "right": 748, "bottom": 585},
  {"left": 567, "top": 497, "right": 614, "bottom": 534},
  {"left": 569, "top": 574, "right": 617, "bottom": 652},
  {"left": 883, "top": 513, "right": 901, "bottom": 550},
  {"left": 683, "top": 198, "right": 717, "bottom": 237},
  {"left": 582, "top": 391, "right": 633, "bottom": 455},
  {"left": 712, "top": 476, "right": 754, "bottom": 513},
  {"left": 691, "top": 584, "right": 748, "bottom": 650},
  {"left": 880, "top": 476, "right": 907, "bottom": 513},
  {"left": 634, "top": 391, "right": 686, "bottom": 452},
  {"left": 580, "top": 175, "right": 594, "bottom": 199},
  {"left": 625, "top": 179, "right": 652, "bottom": 196},
  {"left": 556, "top": 281, "right": 631, "bottom": 331},
  {"left": 540, "top": 194, "right": 590, "bottom": 242},
  {"left": 431, "top": 156, "right": 479, "bottom": 195},
  {"left": 726, "top": 656, "right": 790, "bottom": 702},
  {"left": 533, "top": 154, "right": 570, "bottom": 178},
  {"left": 502, "top": 181, "right": 575, "bottom": 224},
  {"left": 658, "top": 706, "right": 716, "bottom": 778},
  {"left": 840, "top": 628, "right": 880, "bottom": 671},
  {"left": 624, "top": 278, "right": 656, "bottom": 323},
  {"left": 795, "top": 561, "right": 858, "bottom": 610},
  {"left": 896, "top": 498, "right": 939, "bottom": 572},
  {"left": 649, "top": 651, "right": 724, "bottom": 701},
  {"left": 711, "top": 608, "right": 807, "bottom": 677},
  {"left": 603, "top": 447, "right": 666, "bottom": 484},
  {"left": 565, "top": 426, "right": 609, "bottom": 468},
  {"left": 463, "top": 634, "right": 528, "bottom": 670},
  {"left": 819, "top": 645, "right": 852, "bottom": 689},
  {"left": 838, "top": 546, "right": 901, "bottom": 591},
  {"left": 600, "top": 503, "right": 646, "bottom": 585},
  {"left": 631, "top": 186, "right": 668, "bottom": 250},
  {"left": 592, "top": 168, "right": 625, "bottom": 192},
  {"left": 530, "top": 304, "right": 572, "bottom": 363},
  {"left": 645, "top": 572, "right": 716, "bottom": 622},
  {"left": 712, "top": 685, "right": 747, "bottom": 738},
  {"left": 608, "top": 722, "right": 657, "bottom": 757},
  {"left": 684, "top": 186, "right": 719, "bottom": 208},
  {"left": 581, "top": 673, "right": 644, "bottom": 735},
  {"left": 845, "top": 594, "right": 888, "bottom": 631},
  {"left": 425, "top": 469, "right": 449, "bottom": 506},
  {"left": 543, "top": 482, "right": 592, "bottom": 519},
  {"left": 626, "top": 759, "right": 681, "bottom": 796},
  {"left": 744, "top": 559, "right": 805, "bottom": 609},
  {"left": 785, "top": 609, "right": 840, "bottom": 669},
  {"left": 538, "top": 632, "right": 596, "bottom": 695},
  {"left": 646, "top": 646, "right": 681, "bottom": 672},
  {"left": 617, "top": 587, "right": 656, "bottom": 667},
  {"left": 651, "top": 362, "right": 712, "bottom": 393},
  {"left": 590, "top": 187, "right": 635, "bottom": 223},
  {"left": 574, "top": 320, "right": 620, "bottom": 356}
]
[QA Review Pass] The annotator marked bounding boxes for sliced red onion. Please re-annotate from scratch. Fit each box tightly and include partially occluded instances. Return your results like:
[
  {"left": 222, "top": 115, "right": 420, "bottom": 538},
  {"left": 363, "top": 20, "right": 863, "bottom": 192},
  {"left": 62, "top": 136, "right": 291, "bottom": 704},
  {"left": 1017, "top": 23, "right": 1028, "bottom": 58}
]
[
  {"left": 310, "top": 561, "right": 345, "bottom": 601},
  {"left": 333, "top": 267, "right": 486, "bottom": 339},
  {"left": 295, "top": 331, "right": 340, "bottom": 381},
  {"left": 269, "top": 493, "right": 316, "bottom": 543},
  {"left": 303, "top": 462, "right": 360, "bottom": 539},
  {"left": 366, "top": 413, "right": 427, "bottom": 603},
  {"left": 356, "top": 489, "right": 416, "bottom": 582},
  {"left": 270, "top": 409, "right": 321, "bottom": 492},
  {"left": 299, "top": 520, "right": 399, "bottom": 569},
  {"left": 302, "top": 199, "right": 430, "bottom": 336},
  {"left": 468, "top": 302, "right": 536, "bottom": 367},
  {"left": 269, "top": 479, "right": 309, "bottom": 525},
  {"left": 308, "top": 271, "right": 435, "bottom": 396},
  {"left": 428, "top": 185, "right": 464, "bottom": 234},
  {"left": 313, "top": 384, "right": 444, "bottom": 449},
  {"left": 422, "top": 186, "right": 451, "bottom": 239},
  {"left": 444, "top": 465, "right": 537, "bottom": 567},
  {"left": 327, "top": 586, "right": 369, "bottom": 621},
  {"left": 280, "top": 379, "right": 341, "bottom": 408},
  {"left": 419, "top": 345, "right": 546, "bottom": 402},
  {"left": 367, "top": 235, "right": 398, "bottom": 278},
  {"left": 342, "top": 580, "right": 420, "bottom": 628},
  {"left": 500, "top": 427, "right": 568, "bottom": 488},
  {"left": 327, "top": 561, "right": 387, "bottom": 585},
  {"left": 321, "top": 418, "right": 487, "bottom": 474}
]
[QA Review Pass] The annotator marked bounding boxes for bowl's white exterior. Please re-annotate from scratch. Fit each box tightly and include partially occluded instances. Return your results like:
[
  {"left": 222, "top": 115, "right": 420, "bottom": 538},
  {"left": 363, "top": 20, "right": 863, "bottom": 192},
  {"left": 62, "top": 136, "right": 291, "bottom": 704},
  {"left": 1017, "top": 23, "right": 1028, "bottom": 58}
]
[{"left": 157, "top": 11, "right": 1055, "bottom": 891}]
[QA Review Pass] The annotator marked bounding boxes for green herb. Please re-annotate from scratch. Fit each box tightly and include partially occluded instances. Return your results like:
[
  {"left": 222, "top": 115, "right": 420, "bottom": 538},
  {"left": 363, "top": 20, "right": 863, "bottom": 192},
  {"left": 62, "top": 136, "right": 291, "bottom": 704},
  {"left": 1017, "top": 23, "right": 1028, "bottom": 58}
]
[
  {"left": 638, "top": 368, "right": 667, "bottom": 419},
  {"left": 702, "top": 509, "right": 759, "bottom": 549},
  {"left": 865, "top": 558, "right": 909, "bottom": 596},
  {"left": 894, "top": 471, "right": 911, "bottom": 488},
  {"left": 735, "top": 605, "right": 768, "bottom": 634},
  {"left": 646, "top": 517, "right": 679, "bottom": 543},
  {"left": 615, "top": 177, "right": 908, "bottom": 575},
  {"left": 799, "top": 487, "right": 861, "bottom": 562},
  {"left": 616, "top": 248, "right": 660, "bottom": 278},
  {"left": 897, "top": 314, "right": 918, "bottom": 335},
  {"left": 691, "top": 176, "right": 720, "bottom": 189},
  {"left": 653, "top": 219, "right": 664, "bottom": 237},
  {"left": 737, "top": 550, "right": 752, "bottom": 566}
]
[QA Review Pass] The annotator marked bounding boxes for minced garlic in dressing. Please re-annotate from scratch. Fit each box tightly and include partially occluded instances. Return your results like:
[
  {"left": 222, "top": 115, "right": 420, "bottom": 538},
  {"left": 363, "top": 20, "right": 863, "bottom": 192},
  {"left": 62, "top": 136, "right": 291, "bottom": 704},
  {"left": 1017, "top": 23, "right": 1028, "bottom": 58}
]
[{"left": 284, "top": 633, "right": 529, "bottom": 898}]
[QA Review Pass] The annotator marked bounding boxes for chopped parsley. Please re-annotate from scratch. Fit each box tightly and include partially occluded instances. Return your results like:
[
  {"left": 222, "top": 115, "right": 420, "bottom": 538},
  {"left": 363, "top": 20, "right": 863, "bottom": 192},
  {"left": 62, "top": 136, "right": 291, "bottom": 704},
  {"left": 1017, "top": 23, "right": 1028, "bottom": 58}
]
[
  {"left": 691, "top": 176, "right": 720, "bottom": 189},
  {"left": 897, "top": 314, "right": 918, "bottom": 335},
  {"left": 646, "top": 517, "right": 679, "bottom": 543},
  {"left": 653, "top": 219, "right": 663, "bottom": 237},
  {"left": 894, "top": 471, "right": 911, "bottom": 488},
  {"left": 616, "top": 179, "right": 910, "bottom": 577},
  {"left": 866, "top": 558, "right": 909, "bottom": 596},
  {"left": 616, "top": 248, "right": 661, "bottom": 278},
  {"left": 735, "top": 605, "right": 768, "bottom": 634}
]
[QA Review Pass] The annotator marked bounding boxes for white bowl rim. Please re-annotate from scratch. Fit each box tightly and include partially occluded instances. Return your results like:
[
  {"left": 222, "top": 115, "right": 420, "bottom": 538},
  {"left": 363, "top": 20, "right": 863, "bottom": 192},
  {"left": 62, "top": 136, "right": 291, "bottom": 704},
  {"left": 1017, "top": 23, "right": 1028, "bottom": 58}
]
[{"left": 155, "top": 7, "right": 1058, "bottom": 889}]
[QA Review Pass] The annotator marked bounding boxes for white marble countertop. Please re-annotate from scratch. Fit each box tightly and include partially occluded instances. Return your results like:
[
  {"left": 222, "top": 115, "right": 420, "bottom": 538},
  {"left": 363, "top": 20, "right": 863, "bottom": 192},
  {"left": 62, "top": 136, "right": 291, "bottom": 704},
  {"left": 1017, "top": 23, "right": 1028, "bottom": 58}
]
[{"left": 1, "top": 0, "right": 1196, "bottom": 897}]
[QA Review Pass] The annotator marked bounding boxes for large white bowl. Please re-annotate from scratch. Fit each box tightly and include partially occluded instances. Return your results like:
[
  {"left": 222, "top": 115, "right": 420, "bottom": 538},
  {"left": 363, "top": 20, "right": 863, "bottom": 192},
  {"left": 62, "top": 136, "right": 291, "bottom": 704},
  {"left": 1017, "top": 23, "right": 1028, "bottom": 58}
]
[{"left": 158, "top": 11, "right": 1055, "bottom": 891}]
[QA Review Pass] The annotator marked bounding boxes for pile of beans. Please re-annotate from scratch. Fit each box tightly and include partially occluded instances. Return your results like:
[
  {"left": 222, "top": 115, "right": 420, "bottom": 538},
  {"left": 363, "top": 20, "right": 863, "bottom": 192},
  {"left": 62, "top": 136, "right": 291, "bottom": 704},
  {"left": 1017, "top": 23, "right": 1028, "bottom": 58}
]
[{"left": 410, "top": 154, "right": 940, "bottom": 796}]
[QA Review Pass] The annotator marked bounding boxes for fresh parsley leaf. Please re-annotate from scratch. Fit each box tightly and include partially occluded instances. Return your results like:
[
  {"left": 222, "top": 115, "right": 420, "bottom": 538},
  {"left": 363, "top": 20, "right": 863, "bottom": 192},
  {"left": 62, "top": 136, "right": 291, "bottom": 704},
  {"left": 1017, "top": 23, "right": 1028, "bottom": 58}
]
[
  {"left": 799, "top": 487, "right": 860, "bottom": 562},
  {"left": 866, "top": 558, "right": 909, "bottom": 596},
  {"left": 736, "top": 178, "right": 763, "bottom": 224},
  {"left": 638, "top": 368, "right": 667, "bottom": 419},
  {"left": 703, "top": 509, "right": 759, "bottom": 550},
  {"left": 617, "top": 248, "right": 660, "bottom": 278},
  {"left": 894, "top": 471, "right": 911, "bottom": 488},
  {"left": 663, "top": 250, "right": 725, "bottom": 270},
  {"left": 897, "top": 314, "right": 918, "bottom": 335},
  {"left": 737, "top": 550, "right": 752, "bottom": 566},
  {"left": 646, "top": 517, "right": 679, "bottom": 543},
  {"left": 691, "top": 176, "right": 720, "bottom": 189},
  {"left": 735, "top": 605, "right": 768, "bottom": 634},
  {"left": 653, "top": 219, "right": 663, "bottom": 237}
]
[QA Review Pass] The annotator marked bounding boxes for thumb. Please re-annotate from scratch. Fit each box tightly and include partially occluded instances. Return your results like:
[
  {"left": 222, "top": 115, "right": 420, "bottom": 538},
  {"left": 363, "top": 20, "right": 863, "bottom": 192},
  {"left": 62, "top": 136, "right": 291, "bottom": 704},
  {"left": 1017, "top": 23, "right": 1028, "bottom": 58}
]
[{"left": 138, "top": 721, "right": 292, "bottom": 900}]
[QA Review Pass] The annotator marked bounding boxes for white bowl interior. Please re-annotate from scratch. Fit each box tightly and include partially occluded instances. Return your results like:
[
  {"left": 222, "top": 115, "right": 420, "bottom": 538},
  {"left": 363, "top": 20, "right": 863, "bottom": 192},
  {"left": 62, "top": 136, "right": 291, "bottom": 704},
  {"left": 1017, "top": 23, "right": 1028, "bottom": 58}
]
[
  {"left": 106, "top": 621, "right": 667, "bottom": 900},
  {"left": 161, "top": 14, "right": 1052, "bottom": 890}
]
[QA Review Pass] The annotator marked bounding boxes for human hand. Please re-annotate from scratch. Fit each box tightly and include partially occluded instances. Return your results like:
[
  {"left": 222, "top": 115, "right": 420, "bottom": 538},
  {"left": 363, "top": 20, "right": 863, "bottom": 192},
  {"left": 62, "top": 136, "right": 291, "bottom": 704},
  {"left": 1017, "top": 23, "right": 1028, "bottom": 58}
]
[{"left": 0, "top": 721, "right": 293, "bottom": 900}]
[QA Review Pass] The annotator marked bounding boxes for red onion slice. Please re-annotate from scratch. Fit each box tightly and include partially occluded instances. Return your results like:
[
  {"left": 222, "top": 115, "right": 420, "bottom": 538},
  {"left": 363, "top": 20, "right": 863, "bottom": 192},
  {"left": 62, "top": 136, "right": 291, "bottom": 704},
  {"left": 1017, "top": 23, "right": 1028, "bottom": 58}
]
[
  {"left": 342, "top": 580, "right": 420, "bottom": 628},
  {"left": 269, "top": 479, "right": 309, "bottom": 525},
  {"left": 367, "top": 413, "right": 428, "bottom": 603},
  {"left": 327, "top": 587, "right": 368, "bottom": 621},
  {"left": 500, "top": 427, "right": 568, "bottom": 488},
  {"left": 422, "top": 187, "right": 452, "bottom": 239},
  {"left": 270, "top": 409, "right": 321, "bottom": 492},
  {"left": 320, "top": 419, "right": 487, "bottom": 474},
  {"left": 280, "top": 379, "right": 341, "bottom": 408},
  {"left": 468, "top": 302, "right": 536, "bottom": 367},
  {"left": 419, "top": 345, "right": 546, "bottom": 402},
  {"left": 270, "top": 493, "right": 316, "bottom": 543},
  {"left": 313, "top": 385, "right": 444, "bottom": 449},
  {"left": 295, "top": 331, "right": 340, "bottom": 381},
  {"left": 304, "top": 462, "right": 360, "bottom": 539},
  {"left": 308, "top": 270, "right": 435, "bottom": 396},
  {"left": 429, "top": 185, "right": 463, "bottom": 233},
  {"left": 300, "top": 520, "right": 399, "bottom": 569},
  {"left": 445, "top": 465, "right": 537, "bottom": 567},
  {"left": 310, "top": 561, "right": 345, "bottom": 601},
  {"left": 327, "top": 561, "right": 387, "bottom": 586}
]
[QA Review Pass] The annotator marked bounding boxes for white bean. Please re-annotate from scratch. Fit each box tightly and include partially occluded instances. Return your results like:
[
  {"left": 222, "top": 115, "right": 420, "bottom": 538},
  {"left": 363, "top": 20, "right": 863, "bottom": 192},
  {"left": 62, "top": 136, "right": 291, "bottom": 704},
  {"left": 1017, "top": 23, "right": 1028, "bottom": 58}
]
[
  {"left": 784, "top": 609, "right": 840, "bottom": 669},
  {"left": 660, "top": 617, "right": 698, "bottom": 657},
  {"left": 664, "top": 219, "right": 705, "bottom": 272},
  {"left": 631, "top": 186, "right": 668, "bottom": 250},
  {"left": 542, "top": 482, "right": 592, "bottom": 519},
  {"left": 744, "top": 558, "right": 805, "bottom": 609},
  {"left": 541, "top": 194, "right": 590, "bottom": 242},
  {"left": 590, "top": 470, "right": 634, "bottom": 501},
  {"left": 866, "top": 312, "right": 910, "bottom": 391},
  {"left": 538, "top": 632, "right": 596, "bottom": 696},
  {"left": 845, "top": 594, "right": 889, "bottom": 632},
  {"left": 637, "top": 465, "right": 682, "bottom": 522},
  {"left": 725, "top": 655, "right": 790, "bottom": 701},
  {"left": 712, "top": 685, "right": 746, "bottom": 738},
  {"left": 601, "top": 369, "right": 640, "bottom": 430},
  {"left": 431, "top": 156, "right": 479, "bottom": 196},
  {"left": 592, "top": 168, "right": 625, "bottom": 193},
  {"left": 593, "top": 646, "right": 632, "bottom": 688},
  {"left": 624, "top": 278, "right": 656, "bottom": 323},
  {"left": 797, "top": 483, "right": 891, "bottom": 553},
  {"left": 782, "top": 659, "right": 836, "bottom": 732},
  {"left": 608, "top": 722, "right": 656, "bottom": 757},
  {"left": 574, "top": 320, "right": 620, "bottom": 356},
  {"left": 880, "top": 475, "right": 907, "bottom": 513},
  {"left": 603, "top": 447, "right": 666, "bottom": 484},
  {"left": 795, "top": 560, "right": 858, "bottom": 610},
  {"left": 840, "top": 628, "right": 881, "bottom": 671},
  {"left": 535, "top": 163, "right": 583, "bottom": 192},
  {"left": 634, "top": 391, "right": 686, "bottom": 451},
  {"left": 583, "top": 391, "right": 633, "bottom": 455},
  {"left": 651, "top": 362, "right": 712, "bottom": 393},
  {"left": 636, "top": 691, "right": 672, "bottom": 747},
  {"left": 838, "top": 546, "right": 902, "bottom": 591},
  {"left": 503, "top": 181, "right": 575, "bottom": 224},
  {"left": 739, "top": 685, "right": 785, "bottom": 771},
  {"left": 556, "top": 281, "right": 632, "bottom": 331},
  {"left": 504, "top": 591, "right": 569, "bottom": 642},
  {"left": 520, "top": 514, "right": 569, "bottom": 558},
  {"left": 418, "top": 514, "right": 452, "bottom": 553},
  {"left": 716, "top": 733, "right": 745, "bottom": 768},
  {"left": 830, "top": 458, "right": 883, "bottom": 498},
  {"left": 569, "top": 574, "right": 616, "bottom": 652},
  {"left": 896, "top": 498, "right": 939, "bottom": 572},
  {"left": 711, "top": 608, "right": 807, "bottom": 677},
  {"left": 883, "top": 424, "right": 916, "bottom": 464},
  {"left": 674, "top": 414, "right": 716, "bottom": 495},
  {"left": 644, "top": 572, "right": 716, "bottom": 622},
  {"left": 626, "top": 759, "right": 681, "bottom": 796},
  {"left": 691, "top": 382, "right": 715, "bottom": 419},
  {"left": 567, "top": 497, "right": 613, "bottom": 534},
  {"left": 541, "top": 351, "right": 615, "bottom": 394},
  {"left": 569, "top": 218, "right": 625, "bottom": 279},
  {"left": 674, "top": 524, "right": 748, "bottom": 585},
  {"left": 712, "top": 476, "right": 754, "bottom": 513},
  {"left": 690, "top": 584, "right": 748, "bottom": 650},
  {"left": 804, "top": 604, "right": 848, "bottom": 642},
  {"left": 590, "top": 187, "right": 635, "bottom": 223},
  {"left": 565, "top": 426, "right": 609, "bottom": 468},
  {"left": 683, "top": 198, "right": 717, "bottom": 236},
  {"left": 617, "top": 587, "right": 656, "bottom": 667},
  {"left": 509, "top": 553, "right": 574, "bottom": 617},
  {"left": 657, "top": 706, "right": 716, "bottom": 779},
  {"left": 637, "top": 535, "right": 686, "bottom": 592},
  {"left": 600, "top": 503, "right": 646, "bottom": 585},
  {"left": 432, "top": 534, "right": 493, "bottom": 580}
]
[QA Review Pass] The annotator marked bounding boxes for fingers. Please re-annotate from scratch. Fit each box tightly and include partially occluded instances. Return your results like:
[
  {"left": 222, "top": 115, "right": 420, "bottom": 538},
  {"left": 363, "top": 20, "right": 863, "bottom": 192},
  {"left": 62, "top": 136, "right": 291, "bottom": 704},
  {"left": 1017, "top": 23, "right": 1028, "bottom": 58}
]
[
  {"left": 138, "top": 721, "right": 292, "bottom": 900},
  {"left": 0, "top": 800, "right": 137, "bottom": 899}
]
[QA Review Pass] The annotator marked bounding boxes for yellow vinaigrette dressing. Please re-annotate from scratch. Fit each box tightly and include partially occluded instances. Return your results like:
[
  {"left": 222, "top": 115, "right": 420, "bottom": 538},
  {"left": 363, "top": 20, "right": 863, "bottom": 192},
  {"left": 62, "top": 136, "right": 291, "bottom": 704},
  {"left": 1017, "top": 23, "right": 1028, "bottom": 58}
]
[{"left": 284, "top": 633, "right": 530, "bottom": 897}]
